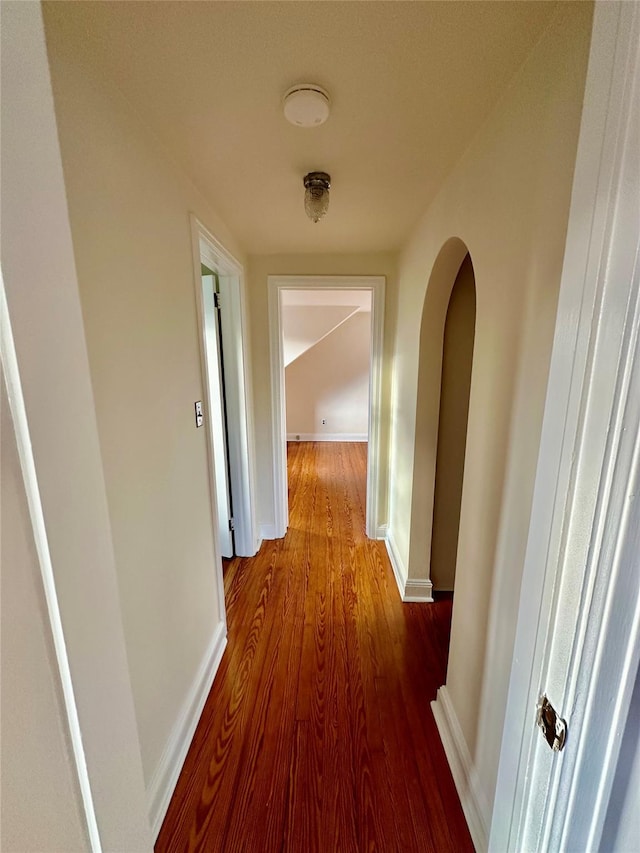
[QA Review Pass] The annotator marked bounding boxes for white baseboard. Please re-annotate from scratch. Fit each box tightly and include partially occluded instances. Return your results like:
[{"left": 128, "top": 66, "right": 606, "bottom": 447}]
[
  {"left": 404, "top": 577, "right": 434, "bottom": 602},
  {"left": 431, "top": 686, "right": 490, "bottom": 852},
  {"left": 286, "top": 433, "right": 368, "bottom": 442},
  {"left": 259, "top": 522, "right": 285, "bottom": 540},
  {"left": 147, "top": 621, "right": 227, "bottom": 840},
  {"left": 385, "top": 528, "right": 408, "bottom": 599},
  {"left": 375, "top": 523, "right": 389, "bottom": 541},
  {"left": 384, "top": 530, "right": 434, "bottom": 602}
]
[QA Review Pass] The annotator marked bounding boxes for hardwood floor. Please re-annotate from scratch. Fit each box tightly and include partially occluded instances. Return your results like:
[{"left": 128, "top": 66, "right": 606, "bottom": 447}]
[{"left": 155, "top": 442, "right": 473, "bottom": 852}]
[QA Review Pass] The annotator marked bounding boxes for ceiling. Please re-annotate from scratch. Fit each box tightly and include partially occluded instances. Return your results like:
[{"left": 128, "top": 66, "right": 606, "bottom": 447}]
[
  {"left": 281, "top": 289, "right": 371, "bottom": 312},
  {"left": 44, "top": 1, "right": 559, "bottom": 255}
]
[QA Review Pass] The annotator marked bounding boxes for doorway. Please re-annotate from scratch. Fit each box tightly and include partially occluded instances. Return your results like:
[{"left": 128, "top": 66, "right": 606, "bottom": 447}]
[
  {"left": 191, "top": 216, "right": 258, "bottom": 568},
  {"left": 430, "top": 255, "right": 476, "bottom": 591},
  {"left": 268, "top": 276, "right": 385, "bottom": 539}
]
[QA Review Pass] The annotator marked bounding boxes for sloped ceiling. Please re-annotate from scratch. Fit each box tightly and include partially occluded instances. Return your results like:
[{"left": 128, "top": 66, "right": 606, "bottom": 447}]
[
  {"left": 281, "top": 290, "right": 372, "bottom": 311},
  {"left": 281, "top": 289, "right": 372, "bottom": 365},
  {"left": 43, "top": 1, "right": 559, "bottom": 254},
  {"left": 282, "top": 304, "right": 358, "bottom": 366}
]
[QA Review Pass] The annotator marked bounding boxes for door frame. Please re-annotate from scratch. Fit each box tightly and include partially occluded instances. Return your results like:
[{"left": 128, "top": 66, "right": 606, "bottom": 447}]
[
  {"left": 190, "top": 216, "right": 259, "bottom": 563},
  {"left": 490, "top": 3, "right": 640, "bottom": 849},
  {"left": 267, "top": 275, "right": 385, "bottom": 540}
]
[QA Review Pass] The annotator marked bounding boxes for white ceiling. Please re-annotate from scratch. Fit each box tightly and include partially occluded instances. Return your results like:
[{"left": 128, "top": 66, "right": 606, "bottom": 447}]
[
  {"left": 44, "top": 1, "right": 559, "bottom": 255},
  {"left": 281, "top": 289, "right": 371, "bottom": 311}
]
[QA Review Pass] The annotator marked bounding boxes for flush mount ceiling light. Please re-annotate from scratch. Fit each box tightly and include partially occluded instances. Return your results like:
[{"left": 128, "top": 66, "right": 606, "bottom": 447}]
[
  {"left": 303, "top": 171, "right": 331, "bottom": 223},
  {"left": 283, "top": 84, "right": 330, "bottom": 127}
]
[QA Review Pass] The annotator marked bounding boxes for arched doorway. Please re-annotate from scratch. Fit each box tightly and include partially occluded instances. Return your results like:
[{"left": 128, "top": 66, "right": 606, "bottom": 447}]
[
  {"left": 406, "top": 237, "right": 475, "bottom": 600},
  {"left": 430, "top": 255, "right": 476, "bottom": 591}
]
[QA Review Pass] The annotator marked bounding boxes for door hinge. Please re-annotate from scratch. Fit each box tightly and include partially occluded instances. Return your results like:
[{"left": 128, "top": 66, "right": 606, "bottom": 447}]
[
  {"left": 228, "top": 517, "right": 235, "bottom": 532},
  {"left": 214, "top": 291, "right": 221, "bottom": 310},
  {"left": 536, "top": 695, "right": 567, "bottom": 752}
]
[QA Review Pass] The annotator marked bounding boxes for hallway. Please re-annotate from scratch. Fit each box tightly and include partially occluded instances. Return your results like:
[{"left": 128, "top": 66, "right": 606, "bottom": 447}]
[{"left": 156, "top": 442, "right": 473, "bottom": 852}]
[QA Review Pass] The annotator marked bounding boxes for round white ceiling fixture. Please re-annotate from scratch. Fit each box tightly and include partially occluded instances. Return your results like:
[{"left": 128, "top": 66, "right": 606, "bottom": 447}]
[{"left": 283, "top": 84, "right": 330, "bottom": 127}]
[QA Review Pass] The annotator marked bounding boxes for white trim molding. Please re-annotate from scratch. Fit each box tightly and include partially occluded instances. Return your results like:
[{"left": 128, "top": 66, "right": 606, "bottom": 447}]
[
  {"left": 147, "top": 623, "right": 227, "bottom": 840},
  {"left": 432, "top": 687, "right": 490, "bottom": 851},
  {"left": 268, "top": 275, "right": 385, "bottom": 540},
  {"left": 375, "top": 523, "right": 389, "bottom": 541},
  {"left": 286, "top": 433, "right": 367, "bottom": 442},
  {"left": 403, "top": 578, "right": 434, "bottom": 603},
  {"left": 385, "top": 528, "right": 407, "bottom": 598},
  {"left": 384, "top": 529, "right": 434, "bottom": 602},
  {"left": 259, "top": 523, "right": 279, "bottom": 541}
]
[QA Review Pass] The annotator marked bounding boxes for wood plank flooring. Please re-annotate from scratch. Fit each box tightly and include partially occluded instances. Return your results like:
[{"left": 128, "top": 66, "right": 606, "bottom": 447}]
[{"left": 155, "top": 442, "right": 473, "bottom": 853}]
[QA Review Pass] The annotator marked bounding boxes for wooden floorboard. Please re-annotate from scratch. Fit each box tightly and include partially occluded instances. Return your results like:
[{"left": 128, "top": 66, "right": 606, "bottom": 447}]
[{"left": 156, "top": 442, "right": 473, "bottom": 853}]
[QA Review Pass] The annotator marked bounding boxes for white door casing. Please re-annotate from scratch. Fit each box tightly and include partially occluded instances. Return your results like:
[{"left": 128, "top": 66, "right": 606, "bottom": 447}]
[
  {"left": 191, "top": 216, "right": 259, "bottom": 567},
  {"left": 490, "top": 2, "right": 640, "bottom": 850}
]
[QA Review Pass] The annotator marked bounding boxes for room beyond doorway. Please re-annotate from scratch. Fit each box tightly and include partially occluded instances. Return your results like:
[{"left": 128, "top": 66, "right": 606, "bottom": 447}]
[
  {"left": 282, "top": 288, "right": 372, "bottom": 443},
  {"left": 268, "top": 275, "right": 385, "bottom": 540}
]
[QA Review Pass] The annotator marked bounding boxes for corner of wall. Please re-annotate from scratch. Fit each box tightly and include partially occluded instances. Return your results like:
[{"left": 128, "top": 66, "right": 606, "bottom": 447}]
[{"left": 384, "top": 528, "right": 434, "bottom": 603}]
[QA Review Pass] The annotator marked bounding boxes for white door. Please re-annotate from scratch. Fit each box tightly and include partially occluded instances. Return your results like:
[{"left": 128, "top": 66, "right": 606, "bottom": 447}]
[
  {"left": 202, "top": 274, "right": 234, "bottom": 558},
  {"left": 490, "top": 4, "right": 640, "bottom": 850}
]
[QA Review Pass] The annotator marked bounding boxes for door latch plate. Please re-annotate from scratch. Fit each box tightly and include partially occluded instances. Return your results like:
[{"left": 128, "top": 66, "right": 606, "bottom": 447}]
[{"left": 536, "top": 695, "right": 567, "bottom": 752}]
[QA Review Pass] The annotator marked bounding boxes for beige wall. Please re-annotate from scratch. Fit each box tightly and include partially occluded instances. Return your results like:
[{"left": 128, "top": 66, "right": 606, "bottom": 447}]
[
  {"left": 388, "top": 0, "right": 593, "bottom": 815},
  {"left": 43, "top": 7, "right": 246, "bottom": 788},
  {"left": 1, "top": 3, "right": 152, "bottom": 847},
  {"left": 1, "top": 380, "right": 88, "bottom": 852},
  {"left": 429, "top": 256, "right": 475, "bottom": 591},
  {"left": 247, "top": 253, "right": 397, "bottom": 529},
  {"left": 286, "top": 310, "right": 371, "bottom": 437}
]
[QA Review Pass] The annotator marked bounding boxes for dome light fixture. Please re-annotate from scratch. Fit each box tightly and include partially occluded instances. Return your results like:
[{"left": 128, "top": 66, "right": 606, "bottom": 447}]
[
  {"left": 303, "top": 171, "right": 331, "bottom": 223},
  {"left": 283, "top": 84, "right": 330, "bottom": 127}
]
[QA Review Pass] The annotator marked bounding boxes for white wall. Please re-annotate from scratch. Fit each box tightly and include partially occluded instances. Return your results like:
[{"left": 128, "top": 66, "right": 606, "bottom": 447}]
[
  {"left": 1, "top": 379, "right": 88, "bottom": 853},
  {"left": 248, "top": 253, "right": 396, "bottom": 531},
  {"left": 43, "top": 3, "right": 246, "bottom": 801},
  {"left": 387, "top": 0, "right": 593, "bottom": 832},
  {"left": 1, "top": 3, "right": 152, "bottom": 847},
  {"left": 286, "top": 310, "right": 371, "bottom": 439}
]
